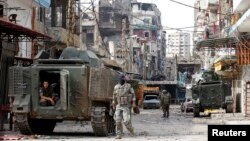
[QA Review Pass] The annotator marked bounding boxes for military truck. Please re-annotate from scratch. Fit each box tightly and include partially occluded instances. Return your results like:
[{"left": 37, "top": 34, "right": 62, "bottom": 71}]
[
  {"left": 8, "top": 47, "right": 120, "bottom": 136},
  {"left": 191, "top": 71, "right": 233, "bottom": 117}
]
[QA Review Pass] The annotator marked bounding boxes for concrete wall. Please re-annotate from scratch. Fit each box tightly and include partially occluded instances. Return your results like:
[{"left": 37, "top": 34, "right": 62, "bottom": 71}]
[
  {"left": 241, "top": 65, "right": 250, "bottom": 116},
  {"left": 7, "top": 0, "right": 33, "bottom": 58}
]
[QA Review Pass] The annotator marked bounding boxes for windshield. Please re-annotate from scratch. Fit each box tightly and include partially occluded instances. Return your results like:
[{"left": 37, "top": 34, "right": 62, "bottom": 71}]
[{"left": 145, "top": 96, "right": 158, "bottom": 100}]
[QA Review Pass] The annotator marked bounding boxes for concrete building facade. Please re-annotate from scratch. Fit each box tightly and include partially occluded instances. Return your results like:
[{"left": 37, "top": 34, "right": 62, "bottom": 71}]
[
  {"left": 131, "top": 1, "right": 165, "bottom": 80},
  {"left": 167, "top": 32, "right": 191, "bottom": 60},
  {"left": 81, "top": 0, "right": 166, "bottom": 78},
  {"left": 193, "top": 0, "right": 232, "bottom": 70},
  {"left": 195, "top": 0, "right": 250, "bottom": 117}
]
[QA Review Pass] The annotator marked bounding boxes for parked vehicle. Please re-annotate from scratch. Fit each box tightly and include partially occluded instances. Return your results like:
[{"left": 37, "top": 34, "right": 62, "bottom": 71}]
[
  {"left": 142, "top": 86, "right": 160, "bottom": 109},
  {"left": 180, "top": 97, "right": 194, "bottom": 112},
  {"left": 143, "top": 95, "right": 160, "bottom": 109}
]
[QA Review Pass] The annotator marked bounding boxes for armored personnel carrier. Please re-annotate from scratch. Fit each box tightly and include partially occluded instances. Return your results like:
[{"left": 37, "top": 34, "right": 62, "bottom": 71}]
[
  {"left": 8, "top": 47, "right": 120, "bottom": 136},
  {"left": 191, "top": 71, "right": 233, "bottom": 117}
]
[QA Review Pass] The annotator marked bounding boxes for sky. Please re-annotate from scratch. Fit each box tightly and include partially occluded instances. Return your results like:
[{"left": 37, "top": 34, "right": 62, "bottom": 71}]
[{"left": 137, "top": 0, "right": 196, "bottom": 33}]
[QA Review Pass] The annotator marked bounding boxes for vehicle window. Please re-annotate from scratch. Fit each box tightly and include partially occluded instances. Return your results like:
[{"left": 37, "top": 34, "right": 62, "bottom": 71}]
[{"left": 145, "top": 96, "right": 158, "bottom": 100}]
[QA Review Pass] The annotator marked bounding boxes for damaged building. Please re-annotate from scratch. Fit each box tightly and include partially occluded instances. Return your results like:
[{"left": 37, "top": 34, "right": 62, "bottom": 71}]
[
  {"left": 131, "top": 1, "right": 165, "bottom": 79},
  {"left": 81, "top": 0, "right": 166, "bottom": 75}
]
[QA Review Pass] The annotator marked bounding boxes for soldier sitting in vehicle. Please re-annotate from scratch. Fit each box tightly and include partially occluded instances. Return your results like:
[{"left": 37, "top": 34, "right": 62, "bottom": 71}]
[{"left": 39, "top": 81, "right": 59, "bottom": 106}]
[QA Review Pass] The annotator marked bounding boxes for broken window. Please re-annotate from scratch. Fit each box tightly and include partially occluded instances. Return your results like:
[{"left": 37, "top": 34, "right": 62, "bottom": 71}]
[
  {"left": 46, "top": 7, "right": 62, "bottom": 27},
  {"left": 141, "top": 4, "right": 153, "bottom": 11}
]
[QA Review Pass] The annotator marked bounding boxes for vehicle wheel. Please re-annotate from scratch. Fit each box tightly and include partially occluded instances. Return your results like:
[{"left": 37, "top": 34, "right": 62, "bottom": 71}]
[
  {"left": 226, "top": 103, "right": 233, "bottom": 113},
  {"left": 193, "top": 107, "right": 200, "bottom": 117}
]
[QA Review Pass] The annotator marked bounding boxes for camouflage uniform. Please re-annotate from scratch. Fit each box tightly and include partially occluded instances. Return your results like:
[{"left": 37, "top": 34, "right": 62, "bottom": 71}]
[
  {"left": 113, "top": 82, "right": 135, "bottom": 139},
  {"left": 160, "top": 90, "right": 171, "bottom": 118}
]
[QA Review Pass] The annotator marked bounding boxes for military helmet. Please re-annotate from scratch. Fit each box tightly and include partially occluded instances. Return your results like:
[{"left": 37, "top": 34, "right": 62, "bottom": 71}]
[
  {"left": 162, "top": 90, "right": 167, "bottom": 94},
  {"left": 119, "top": 73, "right": 125, "bottom": 80}
]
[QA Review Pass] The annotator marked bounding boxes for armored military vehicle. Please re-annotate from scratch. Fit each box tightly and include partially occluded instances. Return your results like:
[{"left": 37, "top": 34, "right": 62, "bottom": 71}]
[
  {"left": 8, "top": 47, "right": 120, "bottom": 136},
  {"left": 191, "top": 71, "right": 233, "bottom": 117}
]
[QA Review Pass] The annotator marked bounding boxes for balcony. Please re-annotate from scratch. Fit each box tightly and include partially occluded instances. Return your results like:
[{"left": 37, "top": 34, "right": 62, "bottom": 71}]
[
  {"left": 47, "top": 27, "right": 80, "bottom": 47},
  {"left": 233, "top": 0, "right": 250, "bottom": 13}
]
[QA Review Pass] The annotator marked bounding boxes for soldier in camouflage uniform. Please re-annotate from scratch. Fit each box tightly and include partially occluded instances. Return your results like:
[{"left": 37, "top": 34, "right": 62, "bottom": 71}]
[
  {"left": 112, "top": 74, "right": 136, "bottom": 139},
  {"left": 160, "top": 90, "right": 171, "bottom": 118}
]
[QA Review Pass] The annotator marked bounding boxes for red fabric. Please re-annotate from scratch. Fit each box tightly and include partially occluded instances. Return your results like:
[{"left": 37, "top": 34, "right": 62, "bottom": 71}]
[{"left": 213, "top": 22, "right": 216, "bottom": 34}]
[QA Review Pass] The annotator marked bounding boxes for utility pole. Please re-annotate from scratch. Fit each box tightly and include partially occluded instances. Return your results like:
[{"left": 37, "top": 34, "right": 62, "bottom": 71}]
[
  {"left": 67, "top": 0, "right": 75, "bottom": 47},
  {"left": 143, "top": 42, "right": 147, "bottom": 80},
  {"left": 79, "top": 4, "right": 83, "bottom": 50},
  {"left": 122, "top": 18, "right": 127, "bottom": 72}
]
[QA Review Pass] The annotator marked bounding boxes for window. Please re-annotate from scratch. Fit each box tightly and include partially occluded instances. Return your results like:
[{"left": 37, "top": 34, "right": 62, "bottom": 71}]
[
  {"left": 141, "top": 4, "right": 153, "bottom": 11},
  {"left": 0, "top": 5, "right": 3, "bottom": 17},
  {"left": 101, "top": 12, "right": 114, "bottom": 23},
  {"left": 143, "top": 18, "right": 151, "bottom": 24},
  {"left": 145, "top": 32, "right": 150, "bottom": 38},
  {"left": 86, "top": 29, "right": 94, "bottom": 45},
  {"left": 36, "top": 7, "right": 45, "bottom": 22},
  {"left": 46, "top": 7, "right": 62, "bottom": 27}
]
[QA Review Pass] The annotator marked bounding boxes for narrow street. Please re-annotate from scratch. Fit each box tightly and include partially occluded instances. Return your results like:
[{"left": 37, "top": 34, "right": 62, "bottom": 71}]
[
  {"left": 1, "top": 0, "right": 250, "bottom": 140},
  {"left": 1, "top": 105, "right": 245, "bottom": 141}
]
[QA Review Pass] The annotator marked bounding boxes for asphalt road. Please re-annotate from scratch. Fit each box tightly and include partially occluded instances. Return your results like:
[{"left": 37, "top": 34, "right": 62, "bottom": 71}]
[
  {"left": 3, "top": 105, "right": 249, "bottom": 141},
  {"left": 16, "top": 105, "right": 209, "bottom": 141}
]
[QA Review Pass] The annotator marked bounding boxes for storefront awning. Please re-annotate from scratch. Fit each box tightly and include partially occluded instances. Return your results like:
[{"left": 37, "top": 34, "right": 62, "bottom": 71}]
[{"left": 0, "top": 18, "right": 52, "bottom": 42}]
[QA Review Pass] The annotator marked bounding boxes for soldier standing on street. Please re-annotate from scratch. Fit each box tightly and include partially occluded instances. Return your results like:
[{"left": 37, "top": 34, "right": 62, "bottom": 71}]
[
  {"left": 112, "top": 74, "right": 136, "bottom": 139},
  {"left": 160, "top": 89, "right": 171, "bottom": 118}
]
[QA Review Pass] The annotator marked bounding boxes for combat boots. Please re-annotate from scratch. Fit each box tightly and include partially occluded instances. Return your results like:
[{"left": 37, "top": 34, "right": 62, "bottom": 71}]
[
  {"left": 115, "top": 134, "right": 122, "bottom": 139},
  {"left": 128, "top": 127, "right": 135, "bottom": 137}
]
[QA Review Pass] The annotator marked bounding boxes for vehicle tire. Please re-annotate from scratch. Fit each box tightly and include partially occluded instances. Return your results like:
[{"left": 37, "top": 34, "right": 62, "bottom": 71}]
[
  {"left": 193, "top": 107, "right": 200, "bottom": 117},
  {"left": 226, "top": 103, "right": 233, "bottom": 113}
]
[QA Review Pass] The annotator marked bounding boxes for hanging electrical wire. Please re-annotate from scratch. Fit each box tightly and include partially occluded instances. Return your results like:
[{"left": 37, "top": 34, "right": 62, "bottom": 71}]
[
  {"left": 169, "top": 0, "right": 230, "bottom": 16},
  {"left": 80, "top": 3, "right": 207, "bottom": 33}
]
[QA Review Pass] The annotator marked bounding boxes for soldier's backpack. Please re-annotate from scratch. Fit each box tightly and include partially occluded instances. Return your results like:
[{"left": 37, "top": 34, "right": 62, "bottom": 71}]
[{"left": 162, "top": 93, "right": 170, "bottom": 105}]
